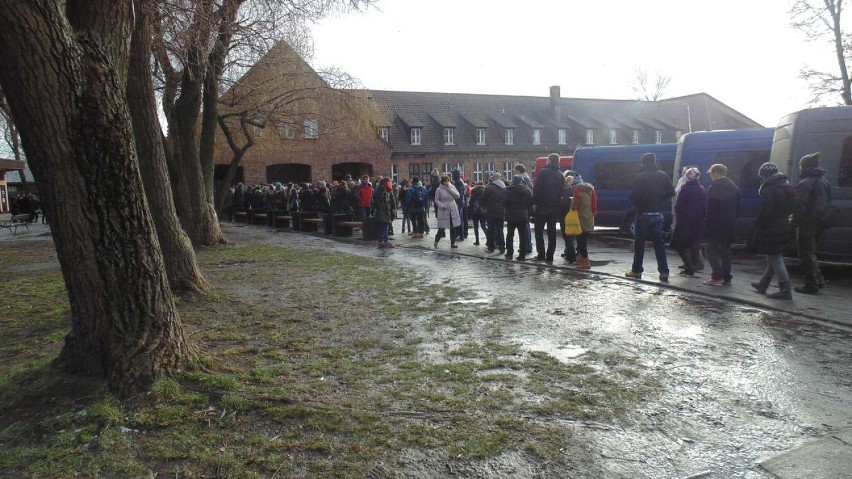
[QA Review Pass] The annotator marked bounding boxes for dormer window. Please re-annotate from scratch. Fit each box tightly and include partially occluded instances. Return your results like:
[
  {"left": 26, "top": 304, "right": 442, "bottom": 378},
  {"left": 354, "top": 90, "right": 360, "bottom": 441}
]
[
  {"left": 443, "top": 128, "right": 455, "bottom": 145},
  {"left": 655, "top": 130, "right": 662, "bottom": 144},
  {"left": 610, "top": 129, "right": 618, "bottom": 145},
  {"left": 378, "top": 126, "right": 389, "bottom": 142},
  {"left": 476, "top": 128, "right": 487, "bottom": 145},
  {"left": 504, "top": 128, "right": 514, "bottom": 145},
  {"left": 410, "top": 127, "right": 422, "bottom": 145},
  {"left": 558, "top": 129, "right": 567, "bottom": 145},
  {"left": 586, "top": 129, "right": 595, "bottom": 145},
  {"left": 633, "top": 130, "right": 640, "bottom": 144},
  {"left": 532, "top": 129, "right": 541, "bottom": 145}
]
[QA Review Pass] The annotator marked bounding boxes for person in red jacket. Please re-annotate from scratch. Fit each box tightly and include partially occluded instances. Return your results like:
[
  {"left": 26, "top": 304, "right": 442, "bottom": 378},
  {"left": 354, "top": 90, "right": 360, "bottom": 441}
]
[{"left": 357, "top": 175, "right": 373, "bottom": 220}]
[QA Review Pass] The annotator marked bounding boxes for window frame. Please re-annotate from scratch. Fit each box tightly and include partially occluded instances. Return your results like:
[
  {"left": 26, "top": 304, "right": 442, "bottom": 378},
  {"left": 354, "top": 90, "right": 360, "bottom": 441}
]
[
  {"left": 632, "top": 130, "right": 640, "bottom": 144},
  {"left": 410, "top": 127, "right": 422, "bottom": 145},
  {"left": 378, "top": 126, "right": 389, "bottom": 142},
  {"left": 586, "top": 129, "right": 595, "bottom": 145},
  {"left": 476, "top": 128, "right": 487, "bottom": 145},
  {"left": 609, "top": 129, "right": 618, "bottom": 145},
  {"left": 558, "top": 129, "right": 567, "bottom": 145},
  {"left": 474, "top": 162, "right": 483, "bottom": 182},
  {"left": 504, "top": 128, "right": 514, "bottom": 145},
  {"left": 303, "top": 119, "right": 319, "bottom": 140},
  {"left": 532, "top": 128, "right": 541, "bottom": 145},
  {"left": 655, "top": 130, "right": 662, "bottom": 144},
  {"left": 443, "top": 127, "right": 455, "bottom": 145}
]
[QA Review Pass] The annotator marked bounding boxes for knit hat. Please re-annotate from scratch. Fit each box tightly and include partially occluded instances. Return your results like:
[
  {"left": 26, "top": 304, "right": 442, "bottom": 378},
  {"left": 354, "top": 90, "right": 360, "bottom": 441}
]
[
  {"left": 512, "top": 175, "right": 523, "bottom": 185},
  {"left": 799, "top": 152, "right": 821, "bottom": 169},
  {"left": 641, "top": 152, "right": 657, "bottom": 166},
  {"left": 684, "top": 167, "right": 700, "bottom": 180},
  {"left": 758, "top": 162, "right": 779, "bottom": 179}
]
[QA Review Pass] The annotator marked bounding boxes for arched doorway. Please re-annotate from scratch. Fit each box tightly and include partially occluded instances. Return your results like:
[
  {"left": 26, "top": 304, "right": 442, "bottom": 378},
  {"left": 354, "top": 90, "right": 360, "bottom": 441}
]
[
  {"left": 332, "top": 162, "right": 372, "bottom": 181},
  {"left": 267, "top": 163, "right": 311, "bottom": 184}
]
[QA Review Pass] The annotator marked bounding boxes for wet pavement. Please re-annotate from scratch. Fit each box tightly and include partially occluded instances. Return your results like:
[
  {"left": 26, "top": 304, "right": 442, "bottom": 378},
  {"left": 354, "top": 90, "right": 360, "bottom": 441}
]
[{"left": 5, "top": 215, "right": 852, "bottom": 478}]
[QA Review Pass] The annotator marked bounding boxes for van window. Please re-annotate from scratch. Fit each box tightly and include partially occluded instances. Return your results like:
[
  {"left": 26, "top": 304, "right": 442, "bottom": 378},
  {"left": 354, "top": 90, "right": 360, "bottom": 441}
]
[
  {"left": 840, "top": 136, "right": 852, "bottom": 187},
  {"left": 712, "top": 150, "right": 770, "bottom": 189},
  {"left": 594, "top": 160, "right": 674, "bottom": 189}
]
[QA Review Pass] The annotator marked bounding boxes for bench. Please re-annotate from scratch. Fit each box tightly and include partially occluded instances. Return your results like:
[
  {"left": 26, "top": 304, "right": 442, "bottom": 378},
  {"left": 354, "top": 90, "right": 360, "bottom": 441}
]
[
  {"left": 334, "top": 221, "right": 362, "bottom": 237},
  {"left": 250, "top": 212, "right": 268, "bottom": 225},
  {"left": 0, "top": 214, "right": 31, "bottom": 235},
  {"left": 300, "top": 217, "right": 325, "bottom": 233},
  {"left": 233, "top": 211, "right": 248, "bottom": 223},
  {"left": 274, "top": 215, "right": 292, "bottom": 228}
]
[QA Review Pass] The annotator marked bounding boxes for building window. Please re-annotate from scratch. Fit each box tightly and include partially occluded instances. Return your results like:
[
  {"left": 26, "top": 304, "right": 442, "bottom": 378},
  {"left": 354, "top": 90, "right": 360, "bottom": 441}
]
[
  {"left": 586, "top": 129, "right": 595, "bottom": 145},
  {"left": 558, "top": 129, "right": 567, "bottom": 145},
  {"left": 655, "top": 130, "right": 662, "bottom": 144},
  {"left": 633, "top": 130, "right": 640, "bottom": 144},
  {"left": 532, "top": 128, "right": 541, "bottom": 145},
  {"left": 421, "top": 163, "right": 432, "bottom": 177},
  {"left": 676, "top": 130, "right": 683, "bottom": 141},
  {"left": 503, "top": 162, "right": 513, "bottom": 181},
  {"left": 476, "top": 128, "right": 486, "bottom": 145},
  {"left": 391, "top": 164, "right": 399, "bottom": 183},
  {"left": 277, "top": 121, "right": 294, "bottom": 139},
  {"left": 504, "top": 128, "right": 514, "bottom": 145},
  {"left": 443, "top": 128, "right": 454, "bottom": 145},
  {"left": 442, "top": 163, "right": 452, "bottom": 174},
  {"left": 410, "top": 128, "right": 422, "bottom": 145},
  {"left": 408, "top": 163, "right": 420, "bottom": 179},
  {"left": 378, "top": 126, "right": 389, "bottom": 142},
  {"left": 455, "top": 163, "right": 464, "bottom": 177},
  {"left": 610, "top": 129, "right": 618, "bottom": 145},
  {"left": 304, "top": 119, "right": 318, "bottom": 139},
  {"left": 474, "top": 162, "right": 483, "bottom": 182},
  {"left": 485, "top": 162, "right": 495, "bottom": 177}
]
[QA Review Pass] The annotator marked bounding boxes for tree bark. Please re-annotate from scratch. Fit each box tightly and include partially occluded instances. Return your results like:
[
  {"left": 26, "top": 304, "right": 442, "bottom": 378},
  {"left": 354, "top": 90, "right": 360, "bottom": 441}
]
[
  {"left": 127, "top": 0, "right": 209, "bottom": 293},
  {"left": 0, "top": 0, "right": 196, "bottom": 396}
]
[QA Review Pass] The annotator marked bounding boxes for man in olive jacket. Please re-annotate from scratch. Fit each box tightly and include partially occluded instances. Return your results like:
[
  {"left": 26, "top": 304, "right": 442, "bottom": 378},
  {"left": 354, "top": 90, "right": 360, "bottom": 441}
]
[
  {"left": 793, "top": 152, "right": 831, "bottom": 294},
  {"left": 626, "top": 152, "right": 676, "bottom": 280}
]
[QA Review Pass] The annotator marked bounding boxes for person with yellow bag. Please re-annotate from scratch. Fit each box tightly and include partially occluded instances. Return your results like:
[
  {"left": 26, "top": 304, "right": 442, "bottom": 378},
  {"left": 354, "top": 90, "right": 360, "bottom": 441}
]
[{"left": 567, "top": 181, "right": 597, "bottom": 269}]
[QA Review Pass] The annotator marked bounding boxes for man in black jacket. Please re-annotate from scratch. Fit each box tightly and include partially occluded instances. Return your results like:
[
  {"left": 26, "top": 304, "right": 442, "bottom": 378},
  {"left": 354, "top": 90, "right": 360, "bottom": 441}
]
[
  {"left": 532, "top": 153, "right": 565, "bottom": 263},
  {"left": 793, "top": 152, "right": 831, "bottom": 294},
  {"left": 626, "top": 152, "right": 676, "bottom": 280}
]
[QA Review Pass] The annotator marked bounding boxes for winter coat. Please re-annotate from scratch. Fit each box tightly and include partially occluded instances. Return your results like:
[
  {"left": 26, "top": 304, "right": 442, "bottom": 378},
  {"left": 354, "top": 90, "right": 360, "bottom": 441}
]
[
  {"left": 669, "top": 180, "right": 706, "bottom": 249},
  {"left": 478, "top": 182, "right": 506, "bottom": 220},
  {"left": 373, "top": 187, "right": 397, "bottom": 224},
  {"left": 332, "top": 187, "right": 354, "bottom": 215},
  {"left": 405, "top": 183, "right": 430, "bottom": 214},
  {"left": 357, "top": 183, "right": 373, "bottom": 208},
  {"left": 315, "top": 188, "right": 331, "bottom": 213},
  {"left": 753, "top": 173, "right": 795, "bottom": 255},
  {"left": 704, "top": 176, "right": 740, "bottom": 243},
  {"left": 504, "top": 184, "right": 533, "bottom": 224},
  {"left": 630, "top": 165, "right": 676, "bottom": 214},
  {"left": 451, "top": 170, "right": 467, "bottom": 207},
  {"left": 533, "top": 163, "right": 564, "bottom": 216},
  {"left": 793, "top": 168, "right": 831, "bottom": 230},
  {"left": 571, "top": 183, "right": 597, "bottom": 233},
  {"left": 469, "top": 184, "right": 486, "bottom": 219},
  {"left": 434, "top": 183, "right": 461, "bottom": 229}
]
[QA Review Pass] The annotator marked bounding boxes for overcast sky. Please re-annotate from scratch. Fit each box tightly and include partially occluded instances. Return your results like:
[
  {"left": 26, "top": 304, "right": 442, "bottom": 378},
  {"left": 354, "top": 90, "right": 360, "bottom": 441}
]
[{"left": 310, "top": 0, "right": 840, "bottom": 128}]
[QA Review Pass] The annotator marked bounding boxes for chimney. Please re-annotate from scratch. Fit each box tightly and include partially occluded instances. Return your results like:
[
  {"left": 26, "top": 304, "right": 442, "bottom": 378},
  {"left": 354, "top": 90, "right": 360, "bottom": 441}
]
[{"left": 550, "top": 85, "right": 561, "bottom": 120}]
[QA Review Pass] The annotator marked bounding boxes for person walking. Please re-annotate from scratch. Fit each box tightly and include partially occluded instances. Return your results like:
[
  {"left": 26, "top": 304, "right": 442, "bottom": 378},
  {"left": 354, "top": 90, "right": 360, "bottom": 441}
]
[
  {"left": 570, "top": 181, "right": 597, "bottom": 269},
  {"left": 703, "top": 164, "right": 740, "bottom": 285},
  {"left": 405, "top": 177, "right": 429, "bottom": 239},
  {"left": 504, "top": 175, "right": 533, "bottom": 260},
  {"left": 479, "top": 172, "right": 507, "bottom": 254},
  {"left": 532, "top": 153, "right": 565, "bottom": 263},
  {"left": 792, "top": 152, "right": 831, "bottom": 294},
  {"left": 625, "top": 152, "right": 676, "bottom": 281},
  {"left": 374, "top": 177, "right": 397, "bottom": 248},
  {"left": 751, "top": 162, "right": 796, "bottom": 300},
  {"left": 668, "top": 167, "right": 706, "bottom": 277},
  {"left": 433, "top": 175, "right": 461, "bottom": 249}
]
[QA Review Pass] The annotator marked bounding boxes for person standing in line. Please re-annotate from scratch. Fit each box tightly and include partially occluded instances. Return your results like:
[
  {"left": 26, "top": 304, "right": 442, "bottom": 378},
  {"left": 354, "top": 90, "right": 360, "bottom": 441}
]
[
  {"left": 668, "top": 167, "right": 706, "bottom": 277},
  {"left": 479, "top": 172, "right": 507, "bottom": 254},
  {"left": 570, "top": 180, "right": 597, "bottom": 269},
  {"left": 357, "top": 175, "right": 373, "bottom": 220},
  {"left": 513, "top": 164, "right": 535, "bottom": 254},
  {"left": 532, "top": 153, "right": 565, "bottom": 263},
  {"left": 373, "top": 177, "right": 397, "bottom": 248},
  {"left": 405, "top": 177, "right": 429, "bottom": 239},
  {"left": 703, "top": 164, "right": 740, "bottom": 286},
  {"left": 559, "top": 172, "right": 580, "bottom": 264},
  {"left": 625, "top": 152, "right": 676, "bottom": 281},
  {"left": 451, "top": 169, "right": 468, "bottom": 242},
  {"left": 504, "top": 175, "right": 533, "bottom": 260},
  {"left": 792, "top": 152, "right": 831, "bottom": 294},
  {"left": 433, "top": 174, "right": 461, "bottom": 249},
  {"left": 751, "top": 162, "right": 796, "bottom": 300},
  {"left": 468, "top": 181, "right": 488, "bottom": 245},
  {"left": 398, "top": 179, "right": 412, "bottom": 234}
]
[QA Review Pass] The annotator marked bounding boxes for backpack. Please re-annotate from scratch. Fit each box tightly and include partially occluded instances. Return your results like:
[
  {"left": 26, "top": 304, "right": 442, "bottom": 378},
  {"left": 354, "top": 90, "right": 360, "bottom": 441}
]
[{"left": 411, "top": 187, "right": 428, "bottom": 209}]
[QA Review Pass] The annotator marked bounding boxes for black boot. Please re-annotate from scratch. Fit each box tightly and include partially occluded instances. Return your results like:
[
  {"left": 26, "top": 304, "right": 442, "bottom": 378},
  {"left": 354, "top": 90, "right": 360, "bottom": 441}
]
[
  {"left": 767, "top": 281, "right": 792, "bottom": 300},
  {"left": 751, "top": 276, "right": 771, "bottom": 294}
]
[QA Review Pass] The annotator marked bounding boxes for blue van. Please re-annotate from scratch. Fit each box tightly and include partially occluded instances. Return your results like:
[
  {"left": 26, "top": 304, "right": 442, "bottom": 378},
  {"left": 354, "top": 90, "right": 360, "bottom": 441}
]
[
  {"left": 672, "top": 128, "right": 774, "bottom": 244},
  {"left": 769, "top": 106, "right": 852, "bottom": 261},
  {"left": 572, "top": 143, "right": 678, "bottom": 231}
]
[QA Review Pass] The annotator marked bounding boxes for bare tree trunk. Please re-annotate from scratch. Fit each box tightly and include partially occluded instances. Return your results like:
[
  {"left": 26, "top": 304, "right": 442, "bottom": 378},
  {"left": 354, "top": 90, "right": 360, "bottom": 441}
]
[
  {"left": 0, "top": 0, "right": 196, "bottom": 396},
  {"left": 127, "top": 0, "right": 208, "bottom": 292}
]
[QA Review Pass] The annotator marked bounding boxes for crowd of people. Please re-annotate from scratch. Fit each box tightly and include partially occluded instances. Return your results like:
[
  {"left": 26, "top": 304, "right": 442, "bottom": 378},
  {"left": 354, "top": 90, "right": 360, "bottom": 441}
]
[
  {"left": 8, "top": 192, "right": 45, "bottom": 224},
  {"left": 226, "top": 150, "right": 835, "bottom": 300}
]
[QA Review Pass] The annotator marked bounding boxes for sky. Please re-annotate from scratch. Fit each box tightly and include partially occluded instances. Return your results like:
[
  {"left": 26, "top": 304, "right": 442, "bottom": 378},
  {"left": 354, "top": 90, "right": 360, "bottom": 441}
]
[{"left": 310, "top": 0, "right": 841, "bottom": 128}]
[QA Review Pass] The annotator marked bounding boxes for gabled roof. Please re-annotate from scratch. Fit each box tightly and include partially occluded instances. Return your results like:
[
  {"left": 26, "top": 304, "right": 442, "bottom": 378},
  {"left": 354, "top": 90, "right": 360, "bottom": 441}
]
[{"left": 663, "top": 92, "right": 763, "bottom": 130}]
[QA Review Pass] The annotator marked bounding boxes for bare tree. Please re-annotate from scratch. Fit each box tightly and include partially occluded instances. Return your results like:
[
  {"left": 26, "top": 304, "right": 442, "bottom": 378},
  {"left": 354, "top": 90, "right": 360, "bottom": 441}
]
[
  {"left": 0, "top": 0, "right": 196, "bottom": 396},
  {"left": 790, "top": 0, "right": 852, "bottom": 105},
  {"left": 632, "top": 68, "right": 672, "bottom": 101}
]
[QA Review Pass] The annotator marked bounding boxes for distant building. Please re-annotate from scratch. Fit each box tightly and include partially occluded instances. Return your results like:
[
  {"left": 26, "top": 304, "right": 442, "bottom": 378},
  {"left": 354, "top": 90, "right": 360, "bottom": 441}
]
[
  {"left": 215, "top": 44, "right": 763, "bottom": 185},
  {"left": 0, "top": 158, "right": 28, "bottom": 213}
]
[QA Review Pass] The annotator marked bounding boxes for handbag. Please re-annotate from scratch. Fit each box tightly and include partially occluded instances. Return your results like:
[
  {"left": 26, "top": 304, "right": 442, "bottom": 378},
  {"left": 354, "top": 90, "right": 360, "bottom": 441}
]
[{"left": 564, "top": 209, "right": 582, "bottom": 236}]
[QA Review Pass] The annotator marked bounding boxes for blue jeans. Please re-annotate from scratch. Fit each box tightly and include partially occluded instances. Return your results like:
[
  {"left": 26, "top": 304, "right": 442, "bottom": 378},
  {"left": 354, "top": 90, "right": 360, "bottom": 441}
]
[
  {"left": 379, "top": 222, "right": 390, "bottom": 244},
  {"left": 486, "top": 218, "right": 505, "bottom": 252},
  {"left": 632, "top": 213, "right": 668, "bottom": 275}
]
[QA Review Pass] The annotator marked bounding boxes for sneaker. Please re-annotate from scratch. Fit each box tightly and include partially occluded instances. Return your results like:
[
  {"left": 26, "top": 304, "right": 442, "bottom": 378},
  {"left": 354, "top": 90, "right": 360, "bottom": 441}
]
[
  {"left": 794, "top": 285, "right": 819, "bottom": 295},
  {"left": 531, "top": 256, "right": 547, "bottom": 262},
  {"left": 659, "top": 273, "right": 669, "bottom": 281},
  {"left": 704, "top": 278, "right": 724, "bottom": 286},
  {"left": 625, "top": 270, "right": 642, "bottom": 279},
  {"left": 678, "top": 270, "right": 695, "bottom": 277}
]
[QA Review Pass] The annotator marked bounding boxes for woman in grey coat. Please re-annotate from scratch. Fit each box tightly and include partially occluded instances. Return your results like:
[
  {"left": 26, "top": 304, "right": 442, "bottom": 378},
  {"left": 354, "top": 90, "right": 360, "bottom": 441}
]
[{"left": 433, "top": 174, "right": 461, "bottom": 249}]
